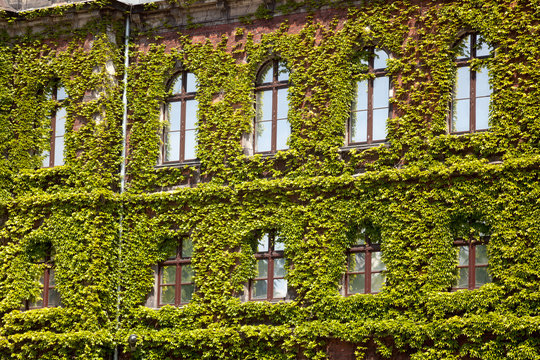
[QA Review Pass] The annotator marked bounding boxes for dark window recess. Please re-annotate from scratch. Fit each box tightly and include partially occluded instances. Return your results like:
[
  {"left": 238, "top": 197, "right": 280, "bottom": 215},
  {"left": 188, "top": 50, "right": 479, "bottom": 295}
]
[
  {"left": 254, "top": 59, "right": 290, "bottom": 154},
  {"left": 249, "top": 231, "right": 287, "bottom": 301},
  {"left": 26, "top": 257, "right": 60, "bottom": 309},
  {"left": 451, "top": 34, "right": 493, "bottom": 133},
  {"left": 345, "top": 228, "right": 386, "bottom": 295},
  {"left": 43, "top": 85, "right": 67, "bottom": 168},
  {"left": 348, "top": 48, "right": 391, "bottom": 145},
  {"left": 161, "top": 71, "right": 198, "bottom": 163},
  {"left": 158, "top": 237, "right": 194, "bottom": 306}
]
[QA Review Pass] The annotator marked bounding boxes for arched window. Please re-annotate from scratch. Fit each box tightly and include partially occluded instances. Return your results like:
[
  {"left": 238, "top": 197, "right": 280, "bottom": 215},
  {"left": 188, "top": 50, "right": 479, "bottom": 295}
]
[
  {"left": 348, "top": 49, "right": 391, "bottom": 145},
  {"left": 25, "top": 255, "right": 60, "bottom": 309},
  {"left": 451, "top": 34, "right": 493, "bottom": 133},
  {"left": 42, "top": 85, "right": 67, "bottom": 167},
  {"left": 161, "top": 71, "right": 198, "bottom": 163},
  {"left": 254, "top": 59, "right": 290, "bottom": 154},
  {"left": 344, "top": 228, "right": 385, "bottom": 295},
  {"left": 249, "top": 231, "right": 287, "bottom": 301}
]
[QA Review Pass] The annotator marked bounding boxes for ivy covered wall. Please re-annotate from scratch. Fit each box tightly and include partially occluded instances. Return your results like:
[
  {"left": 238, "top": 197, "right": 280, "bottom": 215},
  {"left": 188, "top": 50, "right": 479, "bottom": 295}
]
[{"left": 0, "top": 0, "right": 539, "bottom": 359}]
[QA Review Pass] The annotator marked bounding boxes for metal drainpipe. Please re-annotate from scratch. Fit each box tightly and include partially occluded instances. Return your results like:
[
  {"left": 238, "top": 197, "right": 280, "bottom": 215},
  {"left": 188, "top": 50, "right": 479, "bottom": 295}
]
[{"left": 115, "top": 7, "right": 131, "bottom": 360}]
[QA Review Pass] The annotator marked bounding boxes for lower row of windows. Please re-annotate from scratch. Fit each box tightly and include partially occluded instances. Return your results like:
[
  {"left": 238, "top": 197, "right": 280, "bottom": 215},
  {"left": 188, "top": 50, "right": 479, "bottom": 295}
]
[{"left": 24, "top": 235, "right": 492, "bottom": 309}]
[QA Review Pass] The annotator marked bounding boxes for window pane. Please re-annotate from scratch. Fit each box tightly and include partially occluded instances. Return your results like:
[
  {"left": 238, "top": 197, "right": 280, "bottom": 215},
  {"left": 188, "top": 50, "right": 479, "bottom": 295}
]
[
  {"left": 182, "top": 238, "right": 193, "bottom": 258},
  {"left": 273, "top": 279, "right": 287, "bottom": 298},
  {"left": 257, "top": 234, "right": 269, "bottom": 252},
  {"left": 355, "top": 230, "right": 366, "bottom": 245},
  {"left": 256, "top": 259, "right": 268, "bottom": 278},
  {"left": 371, "top": 252, "right": 385, "bottom": 271},
  {"left": 172, "top": 76, "right": 182, "bottom": 94},
  {"left": 57, "top": 87, "right": 68, "bottom": 101},
  {"left": 372, "top": 108, "right": 388, "bottom": 141},
  {"left": 371, "top": 273, "right": 385, "bottom": 293},
  {"left": 456, "top": 67, "right": 470, "bottom": 99},
  {"left": 355, "top": 80, "right": 368, "bottom": 111},
  {"left": 476, "top": 99, "right": 490, "bottom": 131},
  {"left": 373, "top": 77, "right": 390, "bottom": 109},
  {"left": 184, "top": 129, "right": 197, "bottom": 161},
  {"left": 168, "top": 102, "right": 181, "bottom": 131},
  {"left": 29, "top": 298, "right": 43, "bottom": 309},
  {"left": 259, "top": 63, "right": 273, "bottom": 84},
  {"left": 276, "top": 119, "right": 290, "bottom": 151},
  {"left": 373, "top": 49, "right": 388, "bottom": 69},
  {"left": 348, "top": 273, "right": 365, "bottom": 294},
  {"left": 160, "top": 285, "right": 175, "bottom": 305},
  {"left": 458, "top": 246, "right": 469, "bottom": 266},
  {"left": 161, "top": 266, "right": 176, "bottom": 284},
  {"left": 475, "top": 245, "right": 488, "bottom": 265},
  {"left": 348, "top": 253, "right": 365, "bottom": 272},
  {"left": 255, "top": 120, "right": 272, "bottom": 152},
  {"left": 277, "top": 61, "right": 289, "bottom": 82},
  {"left": 53, "top": 136, "right": 64, "bottom": 167},
  {"left": 42, "top": 150, "right": 50, "bottom": 168},
  {"left": 251, "top": 280, "right": 267, "bottom": 299},
  {"left": 475, "top": 35, "right": 492, "bottom": 57},
  {"left": 350, "top": 111, "right": 367, "bottom": 143},
  {"left": 55, "top": 108, "right": 67, "bottom": 137},
  {"left": 457, "top": 35, "right": 471, "bottom": 59},
  {"left": 274, "top": 237, "right": 285, "bottom": 251},
  {"left": 273, "top": 258, "right": 286, "bottom": 278},
  {"left": 165, "top": 131, "right": 180, "bottom": 162},
  {"left": 180, "top": 283, "right": 194, "bottom": 303},
  {"left": 456, "top": 267, "right": 469, "bottom": 288},
  {"left": 167, "top": 245, "right": 177, "bottom": 260},
  {"left": 452, "top": 99, "right": 470, "bottom": 132},
  {"left": 185, "top": 72, "right": 197, "bottom": 93},
  {"left": 48, "top": 288, "right": 61, "bottom": 307},
  {"left": 277, "top": 88, "right": 288, "bottom": 119},
  {"left": 49, "top": 270, "right": 56, "bottom": 286},
  {"left": 256, "top": 90, "right": 273, "bottom": 121},
  {"left": 181, "top": 265, "right": 193, "bottom": 283},
  {"left": 476, "top": 67, "right": 491, "bottom": 97},
  {"left": 475, "top": 267, "right": 491, "bottom": 287},
  {"left": 185, "top": 99, "right": 198, "bottom": 130}
]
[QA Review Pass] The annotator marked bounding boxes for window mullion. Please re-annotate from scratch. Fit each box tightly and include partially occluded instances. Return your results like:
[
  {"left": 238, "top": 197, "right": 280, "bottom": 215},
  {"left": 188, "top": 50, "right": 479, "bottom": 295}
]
[
  {"left": 367, "top": 77, "right": 374, "bottom": 144},
  {"left": 366, "top": 249, "right": 372, "bottom": 294},
  {"left": 176, "top": 263, "right": 181, "bottom": 306},
  {"left": 469, "top": 243, "right": 476, "bottom": 290},
  {"left": 268, "top": 254, "right": 274, "bottom": 301},
  {"left": 43, "top": 268, "right": 49, "bottom": 308}
]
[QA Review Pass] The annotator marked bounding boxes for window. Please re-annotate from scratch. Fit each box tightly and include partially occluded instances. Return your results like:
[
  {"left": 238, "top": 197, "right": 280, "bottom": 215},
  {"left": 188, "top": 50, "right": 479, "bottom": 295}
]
[
  {"left": 26, "top": 258, "right": 60, "bottom": 309},
  {"left": 157, "top": 237, "right": 194, "bottom": 306},
  {"left": 161, "top": 71, "right": 198, "bottom": 163},
  {"left": 451, "top": 34, "right": 493, "bottom": 133},
  {"left": 254, "top": 59, "right": 290, "bottom": 154},
  {"left": 42, "top": 85, "right": 67, "bottom": 167},
  {"left": 249, "top": 231, "right": 287, "bottom": 301},
  {"left": 348, "top": 48, "right": 391, "bottom": 145},
  {"left": 453, "top": 222, "right": 491, "bottom": 290},
  {"left": 345, "top": 229, "right": 385, "bottom": 295}
]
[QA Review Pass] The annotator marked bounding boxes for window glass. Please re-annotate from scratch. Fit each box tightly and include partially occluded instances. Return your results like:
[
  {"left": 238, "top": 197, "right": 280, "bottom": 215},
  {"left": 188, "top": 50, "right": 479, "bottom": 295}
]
[
  {"left": 258, "top": 234, "right": 269, "bottom": 252},
  {"left": 348, "top": 274, "right": 365, "bottom": 294},
  {"left": 185, "top": 72, "right": 197, "bottom": 93},
  {"left": 350, "top": 111, "right": 368, "bottom": 143},
  {"left": 165, "top": 132, "right": 181, "bottom": 162},
  {"left": 182, "top": 238, "right": 193, "bottom": 258},
  {"left": 371, "top": 273, "right": 385, "bottom": 293},
  {"left": 277, "top": 61, "right": 289, "bottom": 82},
  {"left": 373, "top": 49, "right": 388, "bottom": 70},
  {"left": 273, "top": 279, "right": 287, "bottom": 298},
  {"left": 371, "top": 251, "right": 385, "bottom": 272},
  {"left": 348, "top": 253, "right": 365, "bottom": 272},
  {"left": 276, "top": 119, "right": 290, "bottom": 151},
  {"left": 168, "top": 102, "right": 182, "bottom": 131}
]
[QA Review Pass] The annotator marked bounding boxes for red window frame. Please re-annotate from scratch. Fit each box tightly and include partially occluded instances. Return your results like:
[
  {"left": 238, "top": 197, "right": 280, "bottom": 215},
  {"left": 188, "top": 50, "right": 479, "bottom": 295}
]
[
  {"left": 157, "top": 238, "right": 194, "bottom": 306},
  {"left": 254, "top": 59, "right": 290, "bottom": 154},
  {"left": 348, "top": 48, "right": 391, "bottom": 146},
  {"left": 161, "top": 71, "right": 198, "bottom": 164},
  {"left": 453, "top": 240, "right": 491, "bottom": 290},
  {"left": 450, "top": 34, "right": 492, "bottom": 134},
  {"left": 26, "top": 257, "right": 60, "bottom": 309},
  {"left": 345, "top": 239, "right": 385, "bottom": 295},
  {"left": 249, "top": 231, "right": 287, "bottom": 301}
]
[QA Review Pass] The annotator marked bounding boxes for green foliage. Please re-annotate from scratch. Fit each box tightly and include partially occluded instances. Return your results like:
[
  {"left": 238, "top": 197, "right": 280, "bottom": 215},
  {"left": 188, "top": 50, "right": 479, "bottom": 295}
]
[{"left": 0, "top": 0, "right": 539, "bottom": 359}]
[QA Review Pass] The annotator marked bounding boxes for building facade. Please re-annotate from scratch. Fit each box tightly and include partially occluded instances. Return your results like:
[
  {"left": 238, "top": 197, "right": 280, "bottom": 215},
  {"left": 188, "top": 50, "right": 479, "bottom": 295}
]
[{"left": 0, "top": 0, "right": 539, "bottom": 359}]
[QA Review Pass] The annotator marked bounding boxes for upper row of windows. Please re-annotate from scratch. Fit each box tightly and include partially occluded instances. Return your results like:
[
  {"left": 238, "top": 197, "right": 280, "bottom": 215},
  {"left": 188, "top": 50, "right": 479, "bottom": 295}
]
[{"left": 41, "top": 34, "right": 493, "bottom": 168}]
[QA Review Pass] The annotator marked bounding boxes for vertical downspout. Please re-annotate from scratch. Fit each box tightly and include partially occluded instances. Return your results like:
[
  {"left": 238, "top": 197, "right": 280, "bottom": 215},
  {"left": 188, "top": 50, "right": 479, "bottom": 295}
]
[{"left": 115, "top": 7, "right": 131, "bottom": 360}]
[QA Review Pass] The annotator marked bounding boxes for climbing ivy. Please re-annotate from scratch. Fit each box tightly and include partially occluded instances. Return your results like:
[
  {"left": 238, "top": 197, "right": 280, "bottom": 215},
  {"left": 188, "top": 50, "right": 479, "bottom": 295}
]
[{"left": 0, "top": 0, "right": 539, "bottom": 359}]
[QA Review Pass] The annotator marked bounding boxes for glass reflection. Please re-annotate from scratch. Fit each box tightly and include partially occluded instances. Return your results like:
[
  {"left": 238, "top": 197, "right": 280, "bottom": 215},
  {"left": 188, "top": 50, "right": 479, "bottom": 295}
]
[
  {"left": 371, "top": 252, "right": 385, "bottom": 271},
  {"left": 42, "top": 151, "right": 50, "bottom": 168},
  {"left": 276, "top": 119, "right": 290, "bottom": 151},
  {"left": 456, "top": 67, "right": 470, "bottom": 99},
  {"left": 453, "top": 99, "right": 470, "bottom": 132},
  {"left": 475, "top": 245, "right": 488, "bottom": 265},
  {"left": 185, "top": 72, "right": 197, "bottom": 93},
  {"left": 172, "top": 75, "right": 182, "bottom": 94},
  {"left": 371, "top": 273, "right": 385, "bottom": 293},
  {"left": 373, "top": 77, "right": 390, "bottom": 109},
  {"left": 457, "top": 36, "right": 471, "bottom": 59},
  {"left": 476, "top": 67, "right": 491, "bottom": 97},
  {"left": 348, "top": 273, "right": 365, "bottom": 294},
  {"left": 348, "top": 253, "right": 365, "bottom": 272},
  {"left": 256, "top": 259, "right": 268, "bottom": 278},
  {"left": 255, "top": 120, "right": 272, "bottom": 152},
  {"left": 168, "top": 102, "right": 181, "bottom": 131},
  {"left": 185, "top": 100, "right": 198, "bottom": 129},
  {"left": 456, "top": 267, "right": 469, "bottom": 288},
  {"left": 277, "top": 88, "right": 288, "bottom": 119},
  {"left": 273, "top": 279, "right": 287, "bottom": 298},
  {"left": 184, "top": 129, "right": 197, "bottom": 160},
  {"left": 56, "top": 108, "right": 67, "bottom": 136},
  {"left": 372, "top": 109, "right": 388, "bottom": 141},
  {"left": 476, "top": 97, "right": 490, "bottom": 130},
  {"left": 355, "top": 80, "right": 368, "bottom": 111},
  {"left": 48, "top": 288, "right": 61, "bottom": 307},
  {"left": 373, "top": 49, "right": 388, "bottom": 69},
  {"left": 181, "top": 265, "right": 193, "bottom": 283},
  {"left": 182, "top": 238, "right": 193, "bottom": 258},
  {"left": 252, "top": 280, "right": 267, "bottom": 299},
  {"left": 256, "top": 90, "right": 272, "bottom": 121},
  {"left": 278, "top": 62, "right": 289, "bottom": 82},
  {"left": 161, "top": 266, "right": 176, "bottom": 284},
  {"left": 273, "top": 258, "right": 287, "bottom": 278},
  {"left": 258, "top": 234, "right": 269, "bottom": 252},
  {"left": 350, "top": 111, "right": 367, "bottom": 143},
  {"left": 54, "top": 137, "right": 64, "bottom": 167},
  {"left": 475, "top": 267, "right": 491, "bottom": 287},
  {"left": 57, "top": 87, "right": 68, "bottom": 101},
  {"left": 260, "top": 63, "right": 273, "bottom": 84},
  {"left": 181, "top": 284, "right": 194, "bottom": 303},
  {"left": 160, "top": 285, "right": 175, "bottom": 304},
  {"left": 274, "top": 237, "right": 285, "bottom": 251},
  {"left": 458, "top": 246, "right": 469, "bottom": 266},
  {"left": 165, "top": 132, "right": 180, "bottom": 162},
  {"left": 475, "top": 36, "right": 492, "bottom": 57}
]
